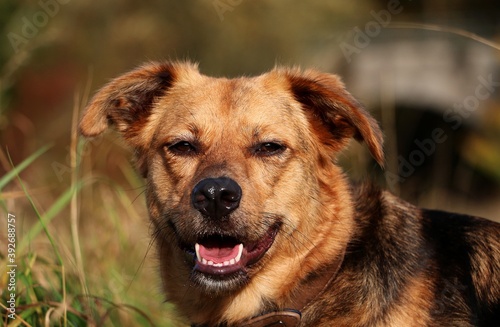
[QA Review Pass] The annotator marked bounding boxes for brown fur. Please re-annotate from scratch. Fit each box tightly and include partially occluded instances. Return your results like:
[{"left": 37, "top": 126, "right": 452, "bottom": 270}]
[{"left": 80, "top": 61, "right": 500, "bottom": 326}]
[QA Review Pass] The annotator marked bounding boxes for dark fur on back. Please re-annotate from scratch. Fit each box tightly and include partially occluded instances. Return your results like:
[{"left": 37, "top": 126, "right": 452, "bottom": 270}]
[{"left": 301, "top": 184, "right": 500, "bottom": 326}]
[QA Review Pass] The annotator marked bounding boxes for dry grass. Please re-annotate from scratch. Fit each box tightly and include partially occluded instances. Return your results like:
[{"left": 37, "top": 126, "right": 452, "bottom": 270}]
[{"left": 0, "top": 124, "right": 185, "bottom": 326}]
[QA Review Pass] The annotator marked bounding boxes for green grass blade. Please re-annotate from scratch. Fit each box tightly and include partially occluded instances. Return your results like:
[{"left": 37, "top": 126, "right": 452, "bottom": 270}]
[
  {"left": 0, "top": 144, "right": 52, "bottom": 190},
  {"left": 18, "top": 181, "right": 85, "bottom": 253}
]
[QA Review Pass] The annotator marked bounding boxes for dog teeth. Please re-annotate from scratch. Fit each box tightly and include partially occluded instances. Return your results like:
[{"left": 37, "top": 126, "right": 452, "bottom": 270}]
[
  {"left": 195, "top": 243, "right": 202, "bottom": 262},
  {"left": 235, "top": 244, "right": 243, "bottom": 262},
  {"left": 195, "top": 243, "right": 244, "bottom": 267}
]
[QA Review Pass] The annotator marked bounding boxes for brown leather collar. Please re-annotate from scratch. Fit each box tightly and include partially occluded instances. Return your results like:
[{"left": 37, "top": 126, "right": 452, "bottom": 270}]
[
  {"left": 237, "top": 310, "right": 301, "bottom": 327},
  {"left": 192, "top": 250, "right": 345, "bottom": 327}
]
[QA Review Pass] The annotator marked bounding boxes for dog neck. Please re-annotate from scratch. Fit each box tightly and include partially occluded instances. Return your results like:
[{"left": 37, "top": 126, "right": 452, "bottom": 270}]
[{"left": 191, "top": 248, "right": 345, "bottom": 327}]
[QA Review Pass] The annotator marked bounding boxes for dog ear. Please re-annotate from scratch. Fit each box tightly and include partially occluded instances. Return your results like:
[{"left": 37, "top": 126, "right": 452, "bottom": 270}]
[
  {"left": 285, "top": 69, "right": 384, "bottom": 167},
  {"left": 79, "top": 61, "right": 182, "bottom": 146},
  {"left": 80, "top": 61, "right": 195, "bottom": 177}
]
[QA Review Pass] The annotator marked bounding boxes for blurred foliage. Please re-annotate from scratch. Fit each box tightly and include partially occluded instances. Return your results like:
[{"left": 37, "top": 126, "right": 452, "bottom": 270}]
[{"left": 461, "top": 102, "right": 500, "bottom": 181}]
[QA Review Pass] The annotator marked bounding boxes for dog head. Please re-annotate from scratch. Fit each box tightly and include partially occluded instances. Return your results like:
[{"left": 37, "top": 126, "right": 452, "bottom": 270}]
[{"left": 80, "top": 61, "right": 383, "bottom": 322}]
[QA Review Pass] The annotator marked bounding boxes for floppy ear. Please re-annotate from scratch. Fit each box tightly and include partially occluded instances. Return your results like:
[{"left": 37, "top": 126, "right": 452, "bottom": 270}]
[
  {"left": 79, "top": 61, "right": 184, "bottom": 146},
  {"left": 285, "top": 69, "right": 384, "bottom": 167},
  {"left": 80, "top": 61, "right": 194, "bottom": 176}
]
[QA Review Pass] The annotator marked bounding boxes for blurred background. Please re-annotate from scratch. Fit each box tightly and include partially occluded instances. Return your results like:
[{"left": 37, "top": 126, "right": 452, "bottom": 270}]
[{"left": 1, "top": 0, "right": 499, "bottom": 326}]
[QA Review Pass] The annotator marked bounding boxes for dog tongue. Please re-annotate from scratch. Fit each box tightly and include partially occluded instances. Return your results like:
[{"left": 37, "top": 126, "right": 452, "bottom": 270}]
[{"left": 198, "top": 243, "right": 240, "bottom": 263}]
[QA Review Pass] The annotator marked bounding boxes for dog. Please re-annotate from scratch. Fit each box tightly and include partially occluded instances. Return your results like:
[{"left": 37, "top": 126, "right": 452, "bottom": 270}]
[{"left": 80, "top": 61, "right": 500, "bottom": 327}]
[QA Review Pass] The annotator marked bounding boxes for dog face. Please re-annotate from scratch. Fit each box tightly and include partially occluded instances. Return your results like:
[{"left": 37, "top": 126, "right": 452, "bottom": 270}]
[{"left": 80, "top": 61, "right": 384, "bottom": 323}]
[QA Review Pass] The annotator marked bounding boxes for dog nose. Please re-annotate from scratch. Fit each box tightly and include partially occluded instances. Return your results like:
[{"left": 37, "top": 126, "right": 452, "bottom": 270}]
[{"left": 192, "top": 177, "right": 242, "bottom": 219}]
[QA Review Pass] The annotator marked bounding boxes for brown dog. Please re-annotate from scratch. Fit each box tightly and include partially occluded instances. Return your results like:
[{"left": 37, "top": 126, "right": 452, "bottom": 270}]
[{"left": 80, "top": 61, "right": 500, "bottom": 327}]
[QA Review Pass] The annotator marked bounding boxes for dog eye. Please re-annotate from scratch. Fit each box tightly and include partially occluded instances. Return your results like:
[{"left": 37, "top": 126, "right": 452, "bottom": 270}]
[
  {"left": 253, "top": 142, "right": 286, "bottom": 157},
  {"left": 167, "top": 141, "right": 197, "bottom": 155}
]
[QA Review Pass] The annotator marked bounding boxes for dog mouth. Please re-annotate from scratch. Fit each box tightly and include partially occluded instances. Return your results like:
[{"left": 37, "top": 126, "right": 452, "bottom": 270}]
[{"left": 183, "top": 224, "right": 280, "bottom": 277}]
